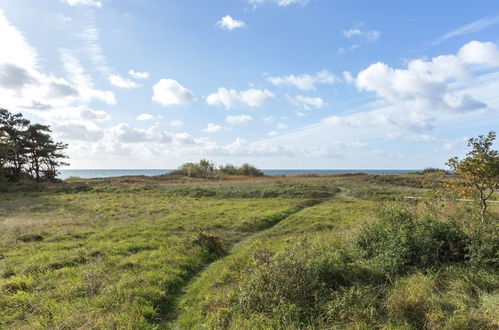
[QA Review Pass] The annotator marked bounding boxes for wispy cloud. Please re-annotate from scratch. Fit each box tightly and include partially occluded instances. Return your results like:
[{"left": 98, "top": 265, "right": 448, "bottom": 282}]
[
  {"left": 267, "top": 70, "right": 338, "bottom": 91},
  {"left": 433, "top": 14, "right": 499, "bottom": 45},
  {"left": 339, "top": 24, "right": 381, "bottom": 54},
  {"left": 247, "top": 0, "right": 309, "bottom": 7},
  {"left": 61, "top": 0, "right": 103, "bottom": 8}
]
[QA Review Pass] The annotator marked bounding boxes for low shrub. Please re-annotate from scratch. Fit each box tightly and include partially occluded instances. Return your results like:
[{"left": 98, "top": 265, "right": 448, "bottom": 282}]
[
  {"left": 173, "top": 160, "right": 264, "bottom": 178},
  {"left": 467, "top": 222, "right": 499, "bottom": 268},
  {"left": 355, "top": 206, "right": 469, "bottom": 274},
  {"left": 18, "top": 233, "right": 44, "bottom": 242},
  {"left": 192, "top": 231, "right": 226, "bottom": 259}
]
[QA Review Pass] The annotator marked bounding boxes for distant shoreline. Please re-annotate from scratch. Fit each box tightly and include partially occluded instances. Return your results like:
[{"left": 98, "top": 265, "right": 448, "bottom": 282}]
[{"left": 58, "top": 169, "right": 421, "bottom": 180}]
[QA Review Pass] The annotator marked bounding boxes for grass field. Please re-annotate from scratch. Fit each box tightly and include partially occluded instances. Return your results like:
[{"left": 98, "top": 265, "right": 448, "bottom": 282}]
[{"left": 0, "top": 174, "right": 498, "bottom": 329}]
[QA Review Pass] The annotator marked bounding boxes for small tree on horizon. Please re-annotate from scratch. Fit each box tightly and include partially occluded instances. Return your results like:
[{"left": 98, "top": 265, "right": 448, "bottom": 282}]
[{"left": 447, "top": 131, "right": 499, "bottom": 222}]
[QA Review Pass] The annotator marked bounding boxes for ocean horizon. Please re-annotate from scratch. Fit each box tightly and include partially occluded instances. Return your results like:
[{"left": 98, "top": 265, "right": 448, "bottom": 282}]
[{"left": 57, "top": 169, "right": 421, "bottom": 180}]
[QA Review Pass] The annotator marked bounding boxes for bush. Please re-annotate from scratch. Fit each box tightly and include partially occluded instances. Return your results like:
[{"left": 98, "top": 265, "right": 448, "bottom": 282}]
[
  {"left": 174, "top": 159, "right": 216, "bottom": 178},
  {"left": 192, "top": 231, "right": 226, "bottom": 259},
  {"left": 355, "top": 206, "right": 469, "bottom": 274},
  {"left": 237, "top": 163, "right": 264, "bottom": 177},
  {"left": 467, "top": 222, "right": 499, "bottom": 268},
  {"left": 173, "top": 160, "right": 264, "bottom": 178}
]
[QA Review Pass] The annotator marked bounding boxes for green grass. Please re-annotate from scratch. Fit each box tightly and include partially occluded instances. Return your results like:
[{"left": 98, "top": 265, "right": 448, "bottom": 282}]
[{"left": 1, "top": 174, "right": 497, "bottom": 329}]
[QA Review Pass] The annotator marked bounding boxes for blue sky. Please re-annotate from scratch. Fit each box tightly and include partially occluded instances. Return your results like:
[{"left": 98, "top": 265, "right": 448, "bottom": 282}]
[{"left": 1, "top": 0, "right": 498, "bottom": 169}]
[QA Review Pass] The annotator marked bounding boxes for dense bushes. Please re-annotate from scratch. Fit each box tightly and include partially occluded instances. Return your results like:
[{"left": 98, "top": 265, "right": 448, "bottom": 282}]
[
  {"left": 355, "top": 206, "right": 469, "bottom": 274},
  {"left": 172, "top": 159, "right": 264, "bottom": 178},
  {"left": 180, "top": 205, "right": 499, "bottom": 328}
]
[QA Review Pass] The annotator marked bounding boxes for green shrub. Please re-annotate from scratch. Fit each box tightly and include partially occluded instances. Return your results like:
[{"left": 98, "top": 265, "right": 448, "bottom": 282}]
[
  {"left": 173, "top": 160, "right": 264, "bottom": 178},
  {"left": 174, "top": 159, "right": 216, "bottom": 178},
  {"left": 237, "top": 163, "right": 264, "bottom": 177},
  {"left": 18, "top": 233, "right": 44, "bottom": 242},
  {"left": 192, "top": 231, "right": 226, "bottom": 259},
  {"left": 467, "top": 222, "right": 499, "bottom": 268},
  {"left": 355, "top": 206, "right": 469, "bottom": 274}
]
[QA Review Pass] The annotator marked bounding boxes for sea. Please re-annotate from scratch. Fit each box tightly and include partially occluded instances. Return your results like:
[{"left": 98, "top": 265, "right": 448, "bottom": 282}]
[{"left": 57, "top": 169, "right": 419, "bottom": 180}]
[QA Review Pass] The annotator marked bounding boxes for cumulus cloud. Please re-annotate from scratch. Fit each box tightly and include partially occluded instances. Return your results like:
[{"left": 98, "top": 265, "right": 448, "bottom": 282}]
[
  {"left": 109, "top": 74, "right": 139, "bottom": 88},
  {"left": 217, "top": 15, "right": 247, "bottom": 30},
  {"left": 111, "top": 123, "right": 173, "bottom": 144},
  {"left": 202, "top": 123, "right": 231, "bottom": 133},
  {"left": 267, "top": 70, "right": 338, "bottom": 91},
  {"left": 54, "top": 123, "right": 104, "bottom": 141},
  {"left": 206, "top": 88, "right": 274, "bottom": 109},
  {"left": 458, "top": 41, "right": 499, "bottom": 66},
  {"left": 286, "top": 95, "right": 325, "bottom": 110},
  {"left": 62, "top": 0, "right": 102, "bottom": 8},
  {"left": 152, "top": 79, "right": 196, "bottom": 106},
  {"left": 137, "top": 113, "right": 154, "bottom": 121},
  {"left": 129, "top": 69, "right": 149, "bottom": 79},
  {"left": 355, "top": 41, "right": 499, "bottom": 112},
  {"left": 225, "top": 114, "right": 253, "bottom": 124}
]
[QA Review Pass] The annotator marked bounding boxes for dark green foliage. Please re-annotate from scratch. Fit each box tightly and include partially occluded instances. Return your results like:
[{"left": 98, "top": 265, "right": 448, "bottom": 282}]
[
  {"left": 18, "top": 233, "right": 44, "bottom": 242},
  {"left": 467, "top": 222, "right": 499, "bottom": 268},
  {"left": 237, "top": 163, "right": 264, "bottom": 176},
  {"left": 173, "top": 159, "right": 264, "bottom": 178},
  {"left": 420, "top": 167, "right": 449, "bottom": 174},
  {"left": 0, "top": 108, "right": 68, "bottom": 183},
  {"left": 174, "top": 159, "right": 216, "bottom": 178},
  {"left": 192, "top": 231, "right": 226, "bottom": 259},
  {"left": 355, "top": 206, "right": 469, "bottom": 274}
]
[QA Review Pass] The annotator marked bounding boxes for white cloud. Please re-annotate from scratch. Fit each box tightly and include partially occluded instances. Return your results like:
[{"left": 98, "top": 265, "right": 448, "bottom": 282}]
[
  {"left": 60, "top": 50, "right": 116, "bottom": 105},
  {"left": 109, "top": 74, "right": 139, "bottom": 88},
  {"left": 263, "top": 116, "right": 274, "bottom": 123},
  {"left": 170, "top": 120, "right": 184, "bottom": 127},
  {"left": 217, "top": 15, "right": 247, "bottom": 30},
  {"left": 247, "top": 0, "right": 309, "bottom": 7},
  {"left": 202, "top": 123, "right": 231, "bottom": 133},
  {"left": 54, "top": 123, "right": 104, "bottom": 141},
  {"left": 267, "top": 131, "right": 278, "bottom": 136},
  {"left": 339, "top": 25, "right": 381, "bottom": 53},
  {"left": 355, "top": 41, "right": 499, "bottom": 113},
  {"left": 277, "top": 123, "right": 288, "bottom": 130},
  {"left": 287, "top": 95, "right": 325, "bottom": 110},
  {"left": 342, "top": 28, "right": 381, "bottom": 41},
  {"left": 137, "top": 113, "right": 154, "bottom": 121},
  {"left": 206, "top": 88, "right": 274, "bottom": 109},
  {"left": 267, "top": 70, "right": 338, "bottom": 91},
  {"left": 0, "top": 9, "right": 116, "bottom": 126},
  {"left": 62, "top": 0, "right": 103, "bottom": 7},
  {"left": 343, "top": 71, "right": 355, "bottom": 83},
  {"left": 152, "top": 79, "right": 196, "bottom": 106},
  {"left": 458, "top": 41, "right": 499, "bottom": 66},
  {"left": 0, "top": 10, "right": 37, "bottom": 71},
  {"left": 57, "top": 14, "right": 72, "bottom": 22},
  {"left": 76, "top": 24, "right": 110, "bottom": 75},
  {"left": 225, "top": 114, "right": 253, "bottom": 124},
  {"left": 434, "top": 15, "right": 499, "bottom": 45},
  {"left": 129, "top": 69, "right": 149, "bottom": 79}
]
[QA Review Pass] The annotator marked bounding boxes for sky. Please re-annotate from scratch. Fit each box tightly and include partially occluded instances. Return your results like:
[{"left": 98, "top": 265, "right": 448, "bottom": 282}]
[{"left": 0, "top": 0, "right": 499, "bottom": 169}]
